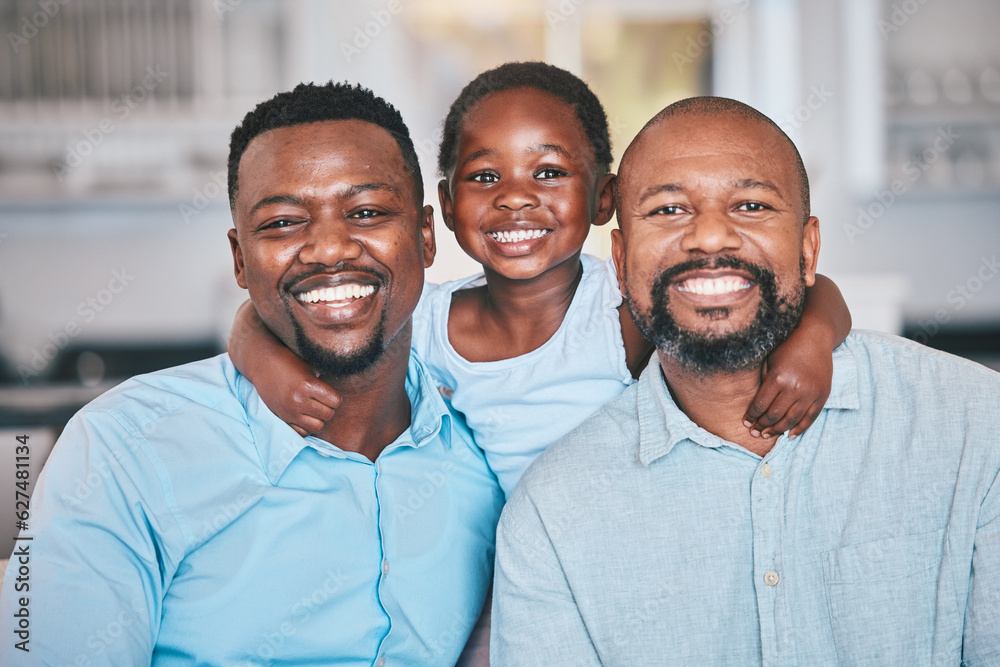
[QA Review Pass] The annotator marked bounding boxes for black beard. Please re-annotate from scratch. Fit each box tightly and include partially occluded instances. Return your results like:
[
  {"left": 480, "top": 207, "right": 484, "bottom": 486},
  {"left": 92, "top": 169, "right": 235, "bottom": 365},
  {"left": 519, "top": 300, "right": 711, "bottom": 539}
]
[
  {"left": 282, "top": 265, "right": 389, "bottom": 378},
  {"left": 626, "top": 256, "right": 806, "bottom": 375},
  {"left": 291, "top": 311, "right": 387, "bottom": 378}
]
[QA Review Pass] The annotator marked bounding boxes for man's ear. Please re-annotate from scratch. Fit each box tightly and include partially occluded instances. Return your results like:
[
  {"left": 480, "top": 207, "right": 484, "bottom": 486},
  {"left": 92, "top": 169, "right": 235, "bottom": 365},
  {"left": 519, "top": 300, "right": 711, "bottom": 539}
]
[
  {"left": 592, "top": 173, "right": 616, "bottom": 227},
  {"left": 801, "top": 216, "right": 821, "bottom": 287},
  {"left": 421, "top": 204, "right": 436, "bottom": 269},
  {"left": 611, "top": 227, "right": 627, "bottom": 300},
  {"left": 228, "top": 228, "right": 248, "bottom": 289},
  {"left": 437, "top": 179, "right": 455, "bottom": 232}
]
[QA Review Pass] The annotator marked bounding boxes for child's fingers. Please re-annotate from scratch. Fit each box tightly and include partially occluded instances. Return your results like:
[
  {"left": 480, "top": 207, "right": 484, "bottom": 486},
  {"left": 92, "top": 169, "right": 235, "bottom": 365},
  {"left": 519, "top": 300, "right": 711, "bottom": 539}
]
[
  {"left": 305, "top": 398, "right": 336, "bottom": 423},
  {"left": 303, "top": 378, "right": 342, "bottom": 409},
  {"left": 757, "top": 399, "right": 809, "bottom": 438},
  {"left": 787, "top": 403, "right": 824, "bottom": 439},
  {"left": 290, "top": 424, "right": 309, "bottom": 437},
  {"left": 293, "top": 414, "right": 327, "bottom": 435},
  {"left": 743, "top": 382, "right": 782, "bottom": 428}
]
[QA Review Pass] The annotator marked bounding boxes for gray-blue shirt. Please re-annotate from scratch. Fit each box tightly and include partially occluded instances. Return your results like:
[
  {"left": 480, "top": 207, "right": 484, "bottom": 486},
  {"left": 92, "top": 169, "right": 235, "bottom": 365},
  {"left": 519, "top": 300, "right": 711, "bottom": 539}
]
[{"left": 493, "top": 331, "right": 1000, "bottom": 666}]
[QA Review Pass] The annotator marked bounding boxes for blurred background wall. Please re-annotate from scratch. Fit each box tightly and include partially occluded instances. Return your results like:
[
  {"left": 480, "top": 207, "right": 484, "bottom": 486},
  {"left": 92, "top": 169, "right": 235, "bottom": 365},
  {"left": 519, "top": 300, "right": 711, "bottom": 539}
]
[{"left": 0, "top": 0, "right": 998, "bottom": 437}]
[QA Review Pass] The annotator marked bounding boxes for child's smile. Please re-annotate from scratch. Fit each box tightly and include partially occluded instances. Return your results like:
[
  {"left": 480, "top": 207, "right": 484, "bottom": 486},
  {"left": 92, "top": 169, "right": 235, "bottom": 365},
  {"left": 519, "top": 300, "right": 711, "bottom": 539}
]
[{"left": 440, "top": 87, "right": 612, "bottom": 284}]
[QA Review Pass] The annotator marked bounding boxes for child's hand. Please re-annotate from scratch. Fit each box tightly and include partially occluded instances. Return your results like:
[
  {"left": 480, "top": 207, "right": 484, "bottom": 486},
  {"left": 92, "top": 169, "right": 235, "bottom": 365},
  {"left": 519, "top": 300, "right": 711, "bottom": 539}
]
[
  {"left": 267, "top": 370, "right": 341, "bottom": 437},
  {"left": 743, "top": 329, "right": 832, "bottom": 440},
  {"left": 229, "top": 300, "right": 341, "bottom": 436}
]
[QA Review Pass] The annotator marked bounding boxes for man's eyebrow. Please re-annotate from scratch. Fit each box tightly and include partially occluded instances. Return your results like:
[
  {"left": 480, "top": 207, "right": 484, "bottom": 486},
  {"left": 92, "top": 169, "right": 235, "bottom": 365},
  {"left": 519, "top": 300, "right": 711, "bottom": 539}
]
[
  {"left": 637, "top": 183, "right": 684, "bottom": 206},
  {"left": 248, "top": 183, "right": 401, "bottom": 215},
  {"left": 732, "top": 178, "right": 784, "bottom": 198},
  {"left": 249, "top": 194, "right": 302, "bottom": 216}
]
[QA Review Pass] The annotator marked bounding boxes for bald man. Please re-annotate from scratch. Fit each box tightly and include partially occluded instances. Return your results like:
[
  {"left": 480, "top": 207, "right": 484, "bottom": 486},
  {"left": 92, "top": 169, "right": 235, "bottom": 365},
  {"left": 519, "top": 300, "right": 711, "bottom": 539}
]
[{"left": 491, "top": 97, "right": 1000, "bottom": 665}]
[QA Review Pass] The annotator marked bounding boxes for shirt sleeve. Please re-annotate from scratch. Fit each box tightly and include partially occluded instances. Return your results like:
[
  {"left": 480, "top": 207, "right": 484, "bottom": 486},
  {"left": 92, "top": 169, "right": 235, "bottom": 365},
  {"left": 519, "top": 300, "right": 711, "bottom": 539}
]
[
  {"left": 491, "top": 485, "right": 601, "bottom": 666},
  {"left": 963, "top": 464, "right": 1000, "bottom": 663},
  {"left": 0, "top": 410, "right": 185, "bottom": 665}
]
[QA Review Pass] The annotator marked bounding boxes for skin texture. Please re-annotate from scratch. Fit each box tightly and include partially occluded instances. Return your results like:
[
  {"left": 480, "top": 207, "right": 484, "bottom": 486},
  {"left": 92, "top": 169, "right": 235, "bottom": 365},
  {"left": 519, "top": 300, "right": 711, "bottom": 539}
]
[
  {"left": 613, "top": 111, "right": 821, "bottom": 455},
  {"left": 438, "top": 87, "right": 620, "bottom": 364},
  {"left": 228, "top": 119, "right": 435, "bottom": 459}
]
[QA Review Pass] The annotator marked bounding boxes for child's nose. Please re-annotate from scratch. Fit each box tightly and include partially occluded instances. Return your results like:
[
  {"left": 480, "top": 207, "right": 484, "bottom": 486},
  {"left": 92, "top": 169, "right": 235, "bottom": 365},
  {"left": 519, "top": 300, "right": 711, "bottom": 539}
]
[{"left": 493, "top": 176, "right": 540, "bottom": 211}]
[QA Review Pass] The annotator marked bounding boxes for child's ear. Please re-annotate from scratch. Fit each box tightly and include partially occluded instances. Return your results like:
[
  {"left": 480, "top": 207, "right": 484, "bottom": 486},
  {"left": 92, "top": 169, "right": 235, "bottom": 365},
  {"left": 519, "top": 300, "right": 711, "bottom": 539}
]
[
  {"left": 591, "top": 173, "right": 616, "bottom": 227},
  {"left": 437, "top": 179, "right": 455, "bottom": 232}
]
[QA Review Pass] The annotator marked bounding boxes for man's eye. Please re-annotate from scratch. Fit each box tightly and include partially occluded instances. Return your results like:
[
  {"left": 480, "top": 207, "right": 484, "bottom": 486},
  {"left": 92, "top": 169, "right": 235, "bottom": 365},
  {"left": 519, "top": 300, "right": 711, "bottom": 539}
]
[
  {"left": 470, "top": 172, "right": 498, "bottom": 183},
  {"left": 536, "top": 168, "right": 566, "bottom": 179},
  {"left": 262, "top": 218, "right": 301, "bottom": 230},
  {"left": 349, "top": 209, "right": 382, "bottom": 219},
  {"left": 652, "top": 205, "right": 683, "bottom": 215},
  {"left": 737, "top": 201, "right": 770, "bottom": 212}
]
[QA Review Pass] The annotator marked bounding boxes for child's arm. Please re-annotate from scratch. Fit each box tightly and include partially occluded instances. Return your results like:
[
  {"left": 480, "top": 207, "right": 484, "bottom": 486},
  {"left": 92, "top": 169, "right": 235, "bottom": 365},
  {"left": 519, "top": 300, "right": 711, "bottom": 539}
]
[
  {"left": 743, "top": 274, "right": 852, "bottom": 439},
  {"left": 229, "top": 300, "right": 340, "bottom": 436}
]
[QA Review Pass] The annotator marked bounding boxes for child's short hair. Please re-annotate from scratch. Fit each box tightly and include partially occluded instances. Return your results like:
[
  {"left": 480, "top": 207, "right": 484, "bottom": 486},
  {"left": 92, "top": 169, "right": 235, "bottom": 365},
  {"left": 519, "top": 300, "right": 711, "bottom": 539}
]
[
  {"left": 437, "top": 61, "right": 613, "bottom": 178},
  {"left": 228, "top": 81, "right": 423, "bottom": 208}
]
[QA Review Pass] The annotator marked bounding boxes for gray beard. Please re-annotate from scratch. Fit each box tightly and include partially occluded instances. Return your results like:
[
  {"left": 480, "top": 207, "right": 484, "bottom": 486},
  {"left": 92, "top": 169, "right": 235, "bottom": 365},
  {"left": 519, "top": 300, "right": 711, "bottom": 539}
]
[{"left": 626, "top": 256, "right": 806, "bottom": 375}]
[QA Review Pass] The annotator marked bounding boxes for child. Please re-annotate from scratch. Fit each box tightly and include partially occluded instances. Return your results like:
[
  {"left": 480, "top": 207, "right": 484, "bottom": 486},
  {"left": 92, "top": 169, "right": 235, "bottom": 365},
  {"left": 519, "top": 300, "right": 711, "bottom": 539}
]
[{"left": 230, "top": 62, "right": 851, "bottom": 497}]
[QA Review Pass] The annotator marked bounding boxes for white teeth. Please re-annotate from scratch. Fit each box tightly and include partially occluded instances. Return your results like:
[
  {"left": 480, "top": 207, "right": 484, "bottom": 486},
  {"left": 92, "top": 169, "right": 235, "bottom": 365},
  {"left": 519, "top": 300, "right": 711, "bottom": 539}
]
[
  {"left": 297, "top": 284, "right": 375, "bottom": 304},
  {"left": 677, "top": 277, "right": 751, "bottom": 295},
  {"left": 489, "top": 229, "right": 550, "bottom": 243}
]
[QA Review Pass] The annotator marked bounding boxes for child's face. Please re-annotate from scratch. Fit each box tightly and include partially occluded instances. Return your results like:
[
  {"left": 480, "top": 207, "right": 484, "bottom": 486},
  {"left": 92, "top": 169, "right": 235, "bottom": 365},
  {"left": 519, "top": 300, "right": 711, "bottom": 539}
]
[{"left": 440, "top": 87, "right": 611, "bottom": 282}]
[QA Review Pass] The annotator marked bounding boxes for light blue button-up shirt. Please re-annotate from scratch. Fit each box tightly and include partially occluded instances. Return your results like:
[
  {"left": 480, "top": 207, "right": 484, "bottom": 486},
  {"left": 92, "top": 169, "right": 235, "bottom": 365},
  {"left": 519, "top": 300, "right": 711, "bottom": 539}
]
[
  {"left": 0, "top": 353, "right": 503, "bottom": 666},
  {"left": 493, "top": 331, "right": 1000, "bottom": 666}
]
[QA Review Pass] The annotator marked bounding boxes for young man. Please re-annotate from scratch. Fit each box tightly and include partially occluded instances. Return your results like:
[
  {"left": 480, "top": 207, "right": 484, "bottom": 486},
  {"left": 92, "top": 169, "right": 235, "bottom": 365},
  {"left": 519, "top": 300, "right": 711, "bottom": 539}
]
[{"left": 0, "top": 82, "right": 503, "bottom": 666}]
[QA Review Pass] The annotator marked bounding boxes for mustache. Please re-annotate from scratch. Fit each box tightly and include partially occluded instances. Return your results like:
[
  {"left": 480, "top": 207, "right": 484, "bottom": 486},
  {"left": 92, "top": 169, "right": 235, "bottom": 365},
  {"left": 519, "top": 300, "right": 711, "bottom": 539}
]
[
  {"left": 653, "top": 255, "right": 772, "bottom": 287},
  {"left": 282, "top": 263, "right": 388, "bottom": 293}
]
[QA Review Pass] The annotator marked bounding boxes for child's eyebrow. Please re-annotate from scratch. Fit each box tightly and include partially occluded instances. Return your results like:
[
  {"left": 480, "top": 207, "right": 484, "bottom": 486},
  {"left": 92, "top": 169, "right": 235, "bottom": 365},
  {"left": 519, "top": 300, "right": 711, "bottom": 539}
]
[
  {"left": 461, "top": 148, "right": 496, "bottom": 167},
  {"left": 532, "top": 144, "right": 571, "bottom": 159}
]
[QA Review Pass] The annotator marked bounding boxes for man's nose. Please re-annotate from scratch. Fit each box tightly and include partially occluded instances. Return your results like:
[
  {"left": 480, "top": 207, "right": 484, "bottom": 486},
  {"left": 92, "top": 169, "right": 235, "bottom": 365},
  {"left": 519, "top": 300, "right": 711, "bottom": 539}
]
[
  {"left": 680, "top": 210, "right": 742, "bottom": 255},
  {"left": 494, "top": 174, "right": 540, "bottom": 211},
  {"left": 297, "top": 218, "right": 363, "bottom": 265}
]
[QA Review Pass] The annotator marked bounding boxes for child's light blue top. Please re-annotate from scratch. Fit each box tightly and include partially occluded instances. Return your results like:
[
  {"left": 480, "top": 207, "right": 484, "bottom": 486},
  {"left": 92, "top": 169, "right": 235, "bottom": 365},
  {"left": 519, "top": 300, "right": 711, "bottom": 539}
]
[{"left": 412, "top": 254, "right": 634, "bottom": 497}]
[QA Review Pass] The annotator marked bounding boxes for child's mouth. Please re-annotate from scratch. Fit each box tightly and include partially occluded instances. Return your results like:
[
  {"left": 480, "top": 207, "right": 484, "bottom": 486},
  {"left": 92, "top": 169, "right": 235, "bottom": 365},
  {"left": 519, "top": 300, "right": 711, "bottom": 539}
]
[{"left": 487, "top": 229, "right": 551, "bottom": 243}]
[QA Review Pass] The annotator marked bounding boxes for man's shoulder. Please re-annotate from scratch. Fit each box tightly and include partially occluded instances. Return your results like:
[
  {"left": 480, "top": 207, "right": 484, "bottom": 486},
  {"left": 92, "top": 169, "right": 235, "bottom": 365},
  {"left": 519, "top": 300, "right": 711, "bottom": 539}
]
[
  {"left": 75, "top": 353, "right": 246, "bottom": 437},
  {"left": 842, "top": 329, "right": 1000, "bottom": 392}
]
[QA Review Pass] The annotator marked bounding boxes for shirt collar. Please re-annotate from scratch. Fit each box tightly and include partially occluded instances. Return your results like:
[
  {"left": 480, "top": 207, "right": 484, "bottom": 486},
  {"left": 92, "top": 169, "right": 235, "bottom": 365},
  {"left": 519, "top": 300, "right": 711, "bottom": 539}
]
[
  {"left": 636, "top": 341, "right": 861, "bottom": 467},
  {"left": 234, "top": 351, "right": 454, "bottom": 484}
]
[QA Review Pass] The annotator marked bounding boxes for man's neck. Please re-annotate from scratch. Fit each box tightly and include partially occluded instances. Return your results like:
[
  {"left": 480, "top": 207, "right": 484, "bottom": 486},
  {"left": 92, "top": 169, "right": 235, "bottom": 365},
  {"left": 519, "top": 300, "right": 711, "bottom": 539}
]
[
  {"left": 312, "top": 332, "right": 413, "bottom": 462},
  {"left": 657, "top": 351, "right": 774, "bottom": 457}
]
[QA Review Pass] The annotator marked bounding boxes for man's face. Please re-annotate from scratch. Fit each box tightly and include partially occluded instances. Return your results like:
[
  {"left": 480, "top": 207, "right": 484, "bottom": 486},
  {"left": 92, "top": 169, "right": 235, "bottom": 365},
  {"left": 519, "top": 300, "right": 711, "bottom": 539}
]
[
  {"left": 228, "top": 120, "right": 434, "bottom": 377},
  {"left": 612, "top": 113, "right": 820, "bottom": 373}
]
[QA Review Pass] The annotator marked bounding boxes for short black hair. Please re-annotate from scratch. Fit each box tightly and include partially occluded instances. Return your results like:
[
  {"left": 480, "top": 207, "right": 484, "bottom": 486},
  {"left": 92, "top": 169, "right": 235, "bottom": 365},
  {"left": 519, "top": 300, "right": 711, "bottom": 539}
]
[
  {"left": 437, "top": 61, "right": 613, "bottom": 178},
  {"left": 228, "top": 81, "right": 423, "bottom": 208},
  {"left": 618, "top": 96, "right": 810, "bottom": 222}
]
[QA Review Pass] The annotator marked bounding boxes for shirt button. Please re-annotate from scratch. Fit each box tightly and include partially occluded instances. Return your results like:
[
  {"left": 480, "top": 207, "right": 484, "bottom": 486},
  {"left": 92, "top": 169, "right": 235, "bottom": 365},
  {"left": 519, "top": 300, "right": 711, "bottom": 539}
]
[
  {"left": 760, "top": 463, "right": 773, "bottom": 478},
  {"left": 382, "top": 560, "right": 390, "bottom": 575},
  {"left": 764, "top": 570, "right": 780, "bottom": 586},
  {"left": 376, "top": 657, "right": 386, "bottom": 667}
]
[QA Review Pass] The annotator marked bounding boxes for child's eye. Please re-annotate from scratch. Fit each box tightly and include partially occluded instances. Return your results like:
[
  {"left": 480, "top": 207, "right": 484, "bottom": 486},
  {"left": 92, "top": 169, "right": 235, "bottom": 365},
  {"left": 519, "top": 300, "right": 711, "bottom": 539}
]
[
  {"left": 535, "top": 168, "right": 567, "bottom": 179},
  {"left": 470, "top": 172, "right": 499, "bottom": 184},
  {"left": 737, "top": 201, "right": 771, "bottom": 212}
]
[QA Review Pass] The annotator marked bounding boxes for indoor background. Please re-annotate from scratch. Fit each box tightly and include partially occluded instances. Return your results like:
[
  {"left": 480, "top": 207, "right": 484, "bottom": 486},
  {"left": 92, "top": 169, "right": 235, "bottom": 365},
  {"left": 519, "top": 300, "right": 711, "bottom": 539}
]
[{"left": 1, "top": 0, "right": 998, "bottom": 548}]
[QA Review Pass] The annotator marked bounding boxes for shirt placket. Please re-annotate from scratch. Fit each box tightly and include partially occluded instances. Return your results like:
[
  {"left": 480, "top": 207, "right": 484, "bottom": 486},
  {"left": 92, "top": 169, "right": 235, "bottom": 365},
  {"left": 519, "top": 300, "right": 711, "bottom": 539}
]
[
  {"left": 372, "top": 458, "right": 391, "bottom": 667},
  {"left": 750, "top": 444, "right": 789, "bottom": 667}
]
